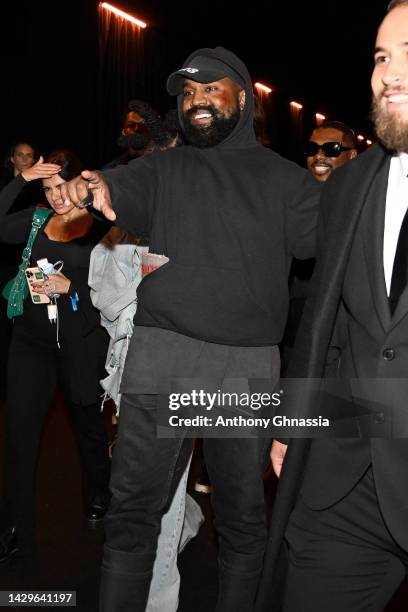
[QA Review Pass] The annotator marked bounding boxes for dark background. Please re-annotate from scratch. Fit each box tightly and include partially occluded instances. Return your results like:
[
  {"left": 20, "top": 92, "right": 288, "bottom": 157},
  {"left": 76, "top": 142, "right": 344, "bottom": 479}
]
[
  {"left": 0, "top": 0, "right": 391, "bottom": 168},
  {"left": 1, "top": 4, "right": 408, "bottom": 609}
]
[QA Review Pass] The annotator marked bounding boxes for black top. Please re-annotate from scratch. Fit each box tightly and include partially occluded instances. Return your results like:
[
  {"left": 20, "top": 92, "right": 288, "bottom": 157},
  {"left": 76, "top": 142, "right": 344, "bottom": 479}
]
[
  {"left": 0, "top": 174, "right": 110, "bottom": 405},
  {"left": 104, "top": 146, "right": 320, "bottom": 347},
  {"left": 102, "top": 47, "right": 320, "bottom": 347}
]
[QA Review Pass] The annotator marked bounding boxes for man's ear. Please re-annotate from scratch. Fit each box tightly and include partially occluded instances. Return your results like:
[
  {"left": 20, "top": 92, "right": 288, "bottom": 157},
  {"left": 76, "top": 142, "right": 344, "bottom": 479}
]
[{"left": 239, "top": 89, "right": 246, "bottom": 111}]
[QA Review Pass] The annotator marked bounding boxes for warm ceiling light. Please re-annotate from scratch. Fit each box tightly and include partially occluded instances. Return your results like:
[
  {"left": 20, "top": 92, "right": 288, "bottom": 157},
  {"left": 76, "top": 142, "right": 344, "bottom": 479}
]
[
  {"left": 100, "top": 2, "right": 147, "bottom": 28},
  {"left": 357, "top": 134, "right": 365, "bottom": 141},
  {"left": 366, "top": 139, "right": 373, "bottom": 146},
  {"left": 315, "top": 113, "right": 326, "bottom": 121},
  {"left": 254, "top": 82, "right": 272, "bottom": 94},
  {"left": 290, "top": 101, "right": 303, "bottom": 110}
]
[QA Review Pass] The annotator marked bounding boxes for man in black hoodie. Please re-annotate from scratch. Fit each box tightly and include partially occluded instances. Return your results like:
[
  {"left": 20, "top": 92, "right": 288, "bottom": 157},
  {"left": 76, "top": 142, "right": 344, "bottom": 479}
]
[{"left": 62, "top": 47, "right": 320, "bottom": 612}]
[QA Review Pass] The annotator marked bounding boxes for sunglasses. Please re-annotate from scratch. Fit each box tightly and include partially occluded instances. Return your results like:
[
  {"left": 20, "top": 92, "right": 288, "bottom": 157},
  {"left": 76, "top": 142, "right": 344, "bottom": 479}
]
[{"left": 304, "top": 141, "right": 353, "bottom": 158}]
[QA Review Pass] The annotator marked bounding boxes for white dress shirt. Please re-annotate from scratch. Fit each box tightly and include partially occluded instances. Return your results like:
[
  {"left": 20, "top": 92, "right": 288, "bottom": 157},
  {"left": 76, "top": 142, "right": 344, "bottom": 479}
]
[{"left": 383, "top": 152, "right": 408, "bottom": 296}]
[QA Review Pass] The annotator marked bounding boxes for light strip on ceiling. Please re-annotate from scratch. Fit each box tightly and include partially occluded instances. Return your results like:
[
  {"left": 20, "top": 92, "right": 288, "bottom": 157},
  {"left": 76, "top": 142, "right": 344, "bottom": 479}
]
[{"left": 100, "top": 2, "right": 147, "bottom": 28}]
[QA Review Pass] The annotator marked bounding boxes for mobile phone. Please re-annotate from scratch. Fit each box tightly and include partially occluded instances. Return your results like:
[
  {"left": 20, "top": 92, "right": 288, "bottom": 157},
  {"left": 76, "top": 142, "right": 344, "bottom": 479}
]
[{"left": 25, "top": 267, "right": 50, "bottom": 304}]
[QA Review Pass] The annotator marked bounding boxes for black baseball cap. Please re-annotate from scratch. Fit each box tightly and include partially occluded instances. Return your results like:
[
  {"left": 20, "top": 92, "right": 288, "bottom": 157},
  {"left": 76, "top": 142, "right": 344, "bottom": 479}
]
[{"left": 167, "top": 55, "right": 244, "bottom": 96}]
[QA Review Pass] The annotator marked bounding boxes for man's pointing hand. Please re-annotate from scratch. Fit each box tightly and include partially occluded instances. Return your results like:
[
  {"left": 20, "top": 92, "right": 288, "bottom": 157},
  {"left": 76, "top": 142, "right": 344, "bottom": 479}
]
[{"left": 60, "top": 170, "right": 116, "bottom": 221}]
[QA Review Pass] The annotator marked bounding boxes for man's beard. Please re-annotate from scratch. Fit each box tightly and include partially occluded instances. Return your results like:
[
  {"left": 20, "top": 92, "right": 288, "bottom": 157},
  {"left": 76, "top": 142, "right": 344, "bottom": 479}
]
[
  {"left": 371, "top": 93, "right": 408, "bottom": 152},
  {"left": 117, "top": 132, "right": 150, "bottom": 151},
  {"left": 182, "top": 105, "right": 240, "bottom": 147}
]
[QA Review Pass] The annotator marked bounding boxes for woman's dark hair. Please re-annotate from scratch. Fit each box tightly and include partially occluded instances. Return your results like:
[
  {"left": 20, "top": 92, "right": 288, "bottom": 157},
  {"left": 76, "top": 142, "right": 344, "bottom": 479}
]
[
  {"left": 45, "top": 150, "right": 84, "bottom": 181},
  {"left": 2, "top": 140, "right": 38, "bottom": 177}
]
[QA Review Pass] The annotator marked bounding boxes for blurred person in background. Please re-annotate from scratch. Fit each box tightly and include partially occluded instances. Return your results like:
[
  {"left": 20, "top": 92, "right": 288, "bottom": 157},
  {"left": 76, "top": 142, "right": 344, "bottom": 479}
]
[
  {"left": 103, "top": 100, "right": 159, "bottom": 169},
  {"left": 0, "top": 141, "right": 42, "bottom": 212},
  {"left": 0, "top": 141, "right": 42, "bottom": 400},
  {"left": 5, "top": 142, "right": 35, "bottom": 177}
]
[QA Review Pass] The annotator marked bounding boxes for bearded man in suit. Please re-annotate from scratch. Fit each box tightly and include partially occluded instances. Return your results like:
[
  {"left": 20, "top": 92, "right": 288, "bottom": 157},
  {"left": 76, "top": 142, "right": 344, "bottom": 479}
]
[{"left": 260, "top": 2, "right": 408, "bottom": 611}]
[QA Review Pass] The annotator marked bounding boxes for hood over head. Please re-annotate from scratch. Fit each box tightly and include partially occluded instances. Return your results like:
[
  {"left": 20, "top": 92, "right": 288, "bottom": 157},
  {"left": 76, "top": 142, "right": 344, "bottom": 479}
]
[{"left": 167, "top": 46, "right": 257, "bottom": 149}]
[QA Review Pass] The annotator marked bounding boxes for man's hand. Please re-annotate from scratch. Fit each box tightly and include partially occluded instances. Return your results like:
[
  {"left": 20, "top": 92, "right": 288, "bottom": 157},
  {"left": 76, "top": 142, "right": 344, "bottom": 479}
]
[
  {"left": 60, "top": 170, "right": 116, "bottom": 221},
  {"left": 21, "top": 156, "right": 61, "bottom": 181},
  {"left": 270, "top": 440, "right": 288, "bottom": 478}
]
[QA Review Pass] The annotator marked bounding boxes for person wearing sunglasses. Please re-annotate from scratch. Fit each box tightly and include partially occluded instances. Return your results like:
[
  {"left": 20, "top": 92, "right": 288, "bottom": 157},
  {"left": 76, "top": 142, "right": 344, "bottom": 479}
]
[
  {"left": 305, "top": 121, "right": 358, "bottom": 182},
  {"left": 280, "top": 122, "right": 358, "bottom": 371}
]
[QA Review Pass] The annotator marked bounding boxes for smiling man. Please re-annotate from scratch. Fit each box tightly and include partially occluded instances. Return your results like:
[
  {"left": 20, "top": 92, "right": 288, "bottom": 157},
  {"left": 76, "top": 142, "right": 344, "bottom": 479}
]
[
  {"left": 60, "top": 46, "right": 320, "bottom": 612},
  {"left": 305, "top": 121, "right": 357, "bottom": 183},
  {"left": 180, "top": 76, "right": 244, "bottom": 146},
  {"left": 259, "top": 2, "right": 408, "bottom": 611}
]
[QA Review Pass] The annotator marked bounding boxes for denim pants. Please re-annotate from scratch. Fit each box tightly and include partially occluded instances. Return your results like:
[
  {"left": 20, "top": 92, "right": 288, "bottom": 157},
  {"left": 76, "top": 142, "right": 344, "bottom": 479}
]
[
  {"left": 146, "top": 454, "right": 204, "bottom": 612},
  {"left": 100, "top": 393, "right": 271, "bottom": 612}
]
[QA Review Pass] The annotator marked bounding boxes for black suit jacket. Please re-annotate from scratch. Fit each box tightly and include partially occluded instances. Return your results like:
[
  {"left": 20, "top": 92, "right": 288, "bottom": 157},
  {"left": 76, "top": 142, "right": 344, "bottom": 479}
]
[{"left": 256, "top": 143, "right": 408, "bottom": 610}]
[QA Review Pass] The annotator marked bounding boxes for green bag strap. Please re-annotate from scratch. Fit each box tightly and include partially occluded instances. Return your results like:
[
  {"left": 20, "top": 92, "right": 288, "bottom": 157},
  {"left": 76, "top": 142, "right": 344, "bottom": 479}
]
[{"left": 5, "top": 207, "right": 53, "bottom": 319}]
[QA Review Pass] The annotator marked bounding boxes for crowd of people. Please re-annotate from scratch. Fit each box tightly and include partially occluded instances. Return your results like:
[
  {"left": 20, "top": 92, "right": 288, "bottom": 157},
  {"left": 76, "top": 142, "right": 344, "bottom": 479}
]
[{"left": 1, "top": 1, "right": 408, "bottom": 611}]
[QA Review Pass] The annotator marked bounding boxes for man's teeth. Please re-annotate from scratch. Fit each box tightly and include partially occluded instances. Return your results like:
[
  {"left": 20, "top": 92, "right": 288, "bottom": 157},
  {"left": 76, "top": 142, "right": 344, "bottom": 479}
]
[
  {"left": 314, "top": 165, "right": 330, "bottom": 173},
  {"left": 195, "top": 113, "right": 211, "bottom": 119},
  {"left": 387, "top": 94, "right": 408, "bottom": 103}
]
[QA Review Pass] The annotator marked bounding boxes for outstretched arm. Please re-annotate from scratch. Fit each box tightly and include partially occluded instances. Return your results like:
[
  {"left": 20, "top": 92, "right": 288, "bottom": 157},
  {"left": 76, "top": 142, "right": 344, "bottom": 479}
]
[
  {"left": 0, "top": 156, "right": 60, "bottom": 243},
  {"left": 61, "top": 158, "right": 157, "bottom": 236}
]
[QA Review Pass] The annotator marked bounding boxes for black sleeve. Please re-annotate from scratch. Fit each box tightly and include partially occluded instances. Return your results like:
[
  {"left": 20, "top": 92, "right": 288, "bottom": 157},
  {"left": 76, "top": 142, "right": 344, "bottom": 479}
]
[
  {"left": 285, "top": 165, "right": 322, "bottom": 260},
  {"left": 0, "top": 174, "right": 35, "bottom": 244},
  {"left": 278, "top": 179, "right": 336, "bottom": 448},
  {"left": 285, "top": 195, "right": 328, "bottom": 379},
  {"left": 276, "top": 208, "right": 328, "bottom": 449},
  {"left": 101, "top": 156, "right": 157, "bottom": 236}
]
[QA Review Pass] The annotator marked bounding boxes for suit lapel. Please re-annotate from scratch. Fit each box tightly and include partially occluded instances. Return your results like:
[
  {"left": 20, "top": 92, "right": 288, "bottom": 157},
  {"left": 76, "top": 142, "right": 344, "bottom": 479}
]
[
  {"left": 318, "top": 145, "right": 389, "bottom": 304},
  {"left": 361, "top": 157, "right": 391, "bottom": 333},
  {"left": 389, "top": 260, "right": 408, "bottom": 329}
]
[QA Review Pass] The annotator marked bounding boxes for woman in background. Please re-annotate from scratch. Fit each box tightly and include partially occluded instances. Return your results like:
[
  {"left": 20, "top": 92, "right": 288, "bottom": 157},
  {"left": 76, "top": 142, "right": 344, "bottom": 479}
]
[
  {"left": 0, "top": 141, "right": 42, "bottom": 211},
  {"left": 0, "top": 141, "right": 41, "bottom": 398},
  {"left": 3, "top": 141, "right": 35, "bottom": 177}
]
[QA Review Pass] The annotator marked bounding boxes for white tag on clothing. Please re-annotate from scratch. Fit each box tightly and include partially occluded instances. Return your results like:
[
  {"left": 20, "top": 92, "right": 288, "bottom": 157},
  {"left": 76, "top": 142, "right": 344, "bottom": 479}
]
[{"left": 47, "top": 304, "right": 58, "bottom": 322}]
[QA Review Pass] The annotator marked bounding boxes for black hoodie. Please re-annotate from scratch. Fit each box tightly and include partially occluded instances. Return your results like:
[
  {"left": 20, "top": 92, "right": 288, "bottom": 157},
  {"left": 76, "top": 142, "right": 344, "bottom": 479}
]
[{"left": 102, "top": 47, "right": 320, "bottom": 346}]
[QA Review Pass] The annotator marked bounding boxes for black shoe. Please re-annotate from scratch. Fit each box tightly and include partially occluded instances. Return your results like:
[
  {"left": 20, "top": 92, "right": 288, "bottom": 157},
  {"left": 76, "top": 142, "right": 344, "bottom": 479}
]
[
  {"left": 85, "top": 504, "right": 107, "bottom": 524},
  {"left": 0, "top": 527, "right": 19, "bottom": 564}
]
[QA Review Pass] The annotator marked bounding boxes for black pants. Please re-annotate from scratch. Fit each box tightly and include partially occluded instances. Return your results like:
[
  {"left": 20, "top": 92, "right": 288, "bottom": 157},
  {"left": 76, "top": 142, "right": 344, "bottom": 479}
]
[
  {"left": 284, "top": 468, "right": 408, "bottom": 612},
  {"left": 2, "top": 326, "right": 110, "bottom": 555},
  {"left": 100, "top": 393, "right": 270, "bottom": 612}
]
